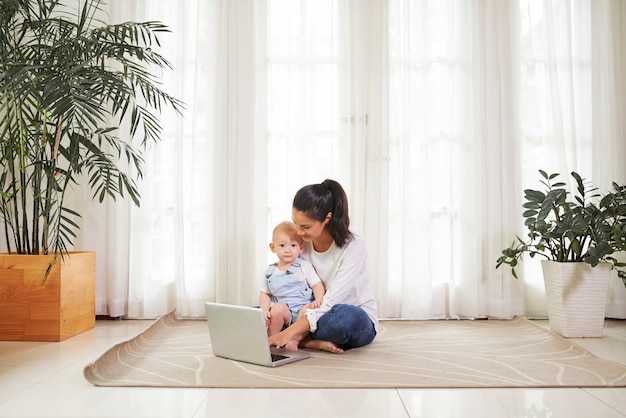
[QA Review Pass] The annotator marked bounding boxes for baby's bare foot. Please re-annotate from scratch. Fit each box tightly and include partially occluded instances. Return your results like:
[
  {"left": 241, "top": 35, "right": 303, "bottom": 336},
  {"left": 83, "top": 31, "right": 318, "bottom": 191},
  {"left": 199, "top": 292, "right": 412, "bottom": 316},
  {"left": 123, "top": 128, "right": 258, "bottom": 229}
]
[
  {"left": 284, "top": 340, "right": 300, "bottom": 351},
  {"left": 303, "top": 339, "right": 344, "bottom": 354}
]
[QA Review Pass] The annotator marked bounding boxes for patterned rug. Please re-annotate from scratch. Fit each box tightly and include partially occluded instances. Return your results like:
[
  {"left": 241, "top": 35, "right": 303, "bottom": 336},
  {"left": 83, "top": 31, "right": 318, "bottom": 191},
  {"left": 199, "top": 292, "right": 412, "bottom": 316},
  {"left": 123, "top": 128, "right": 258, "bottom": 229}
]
[{"left": 83, "top": 312, "right": 626, "bottom": 388}]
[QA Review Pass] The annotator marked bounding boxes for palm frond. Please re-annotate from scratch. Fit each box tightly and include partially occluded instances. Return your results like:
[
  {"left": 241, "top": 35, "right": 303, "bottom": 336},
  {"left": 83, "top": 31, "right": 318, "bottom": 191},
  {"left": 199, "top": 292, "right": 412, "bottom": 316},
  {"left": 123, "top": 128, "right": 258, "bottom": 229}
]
[{"left": 0, "top": 0, "right": 183, "bottom": 257}]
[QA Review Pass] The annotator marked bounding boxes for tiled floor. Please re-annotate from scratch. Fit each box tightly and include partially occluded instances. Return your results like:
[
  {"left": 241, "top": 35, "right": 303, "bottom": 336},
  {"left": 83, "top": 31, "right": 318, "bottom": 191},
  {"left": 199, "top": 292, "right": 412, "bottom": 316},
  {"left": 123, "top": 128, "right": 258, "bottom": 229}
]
[{"left": 1, "top": 319, "right": 626, "bottom": 418}]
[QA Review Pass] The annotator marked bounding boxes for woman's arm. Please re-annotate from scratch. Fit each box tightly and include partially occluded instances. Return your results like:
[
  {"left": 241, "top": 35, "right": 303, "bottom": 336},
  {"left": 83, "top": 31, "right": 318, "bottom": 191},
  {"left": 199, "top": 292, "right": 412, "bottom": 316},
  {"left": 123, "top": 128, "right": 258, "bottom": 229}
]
[
  {"left": 303, "top": 234, "right": 378, "bottom": 332},
  {"left": 308, "top": 235, "right": 367, "bottom": 316}
]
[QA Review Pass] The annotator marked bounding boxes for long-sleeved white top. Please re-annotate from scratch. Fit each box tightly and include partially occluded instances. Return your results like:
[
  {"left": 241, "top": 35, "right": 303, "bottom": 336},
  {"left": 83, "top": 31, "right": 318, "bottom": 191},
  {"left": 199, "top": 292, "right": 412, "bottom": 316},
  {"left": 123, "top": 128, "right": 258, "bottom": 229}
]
[{"left": 301, "top": 231, "right": 379, "bottom": 332}]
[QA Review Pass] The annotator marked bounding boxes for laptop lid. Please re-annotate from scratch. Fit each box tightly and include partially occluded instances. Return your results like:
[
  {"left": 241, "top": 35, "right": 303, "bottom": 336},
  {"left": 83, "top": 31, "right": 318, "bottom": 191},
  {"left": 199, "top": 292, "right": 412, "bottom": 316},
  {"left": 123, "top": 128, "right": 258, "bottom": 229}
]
[{"left": 204, "top": 302, "right": 310, "bottom": 367}]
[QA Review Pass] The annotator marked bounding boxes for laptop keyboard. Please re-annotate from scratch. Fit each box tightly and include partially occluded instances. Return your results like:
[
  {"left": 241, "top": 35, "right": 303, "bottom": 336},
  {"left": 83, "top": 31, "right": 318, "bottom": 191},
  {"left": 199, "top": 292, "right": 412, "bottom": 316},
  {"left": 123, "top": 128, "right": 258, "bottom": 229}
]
[{"left": 271, "top": 353, "right": 289, "bottom": 362}]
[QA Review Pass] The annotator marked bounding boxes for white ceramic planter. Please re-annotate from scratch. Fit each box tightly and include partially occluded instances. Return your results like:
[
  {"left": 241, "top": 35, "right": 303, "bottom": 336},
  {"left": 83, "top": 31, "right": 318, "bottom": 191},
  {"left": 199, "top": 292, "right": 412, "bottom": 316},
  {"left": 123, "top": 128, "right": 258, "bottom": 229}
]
[{"left": 541, "top": 260, "right": 611, "bottom": 338}]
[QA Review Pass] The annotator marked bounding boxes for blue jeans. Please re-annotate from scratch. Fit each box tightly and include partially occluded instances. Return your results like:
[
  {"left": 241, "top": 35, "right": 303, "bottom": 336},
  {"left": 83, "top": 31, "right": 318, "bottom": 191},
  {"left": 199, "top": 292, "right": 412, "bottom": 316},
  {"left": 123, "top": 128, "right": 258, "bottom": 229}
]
[{"left": 310, "top": 304, "right": 376, "bottom": 350}]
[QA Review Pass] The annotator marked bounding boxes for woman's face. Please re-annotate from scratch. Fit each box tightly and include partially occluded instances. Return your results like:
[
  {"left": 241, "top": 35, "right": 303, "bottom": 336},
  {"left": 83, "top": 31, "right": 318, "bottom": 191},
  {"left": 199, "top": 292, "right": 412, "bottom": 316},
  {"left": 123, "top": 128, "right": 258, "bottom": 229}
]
[{"left": 292, "top": 208, "right": 329, "bottom": 242}]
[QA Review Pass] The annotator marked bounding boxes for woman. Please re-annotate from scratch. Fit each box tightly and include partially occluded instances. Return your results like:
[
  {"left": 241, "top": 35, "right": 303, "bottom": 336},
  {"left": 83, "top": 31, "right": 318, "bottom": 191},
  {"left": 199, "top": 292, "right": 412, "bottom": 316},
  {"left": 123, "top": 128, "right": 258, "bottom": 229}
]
[{"left": 268, "top": 179, "right": 378, "bottom": 354}]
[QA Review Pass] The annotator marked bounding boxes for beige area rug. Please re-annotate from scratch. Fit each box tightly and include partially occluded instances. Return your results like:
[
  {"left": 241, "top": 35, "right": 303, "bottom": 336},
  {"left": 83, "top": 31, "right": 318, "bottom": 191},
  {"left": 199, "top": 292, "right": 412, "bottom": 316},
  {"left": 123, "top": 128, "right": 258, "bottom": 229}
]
[{"left": 83, "top": 312, "right": 626, "bottom": 388}]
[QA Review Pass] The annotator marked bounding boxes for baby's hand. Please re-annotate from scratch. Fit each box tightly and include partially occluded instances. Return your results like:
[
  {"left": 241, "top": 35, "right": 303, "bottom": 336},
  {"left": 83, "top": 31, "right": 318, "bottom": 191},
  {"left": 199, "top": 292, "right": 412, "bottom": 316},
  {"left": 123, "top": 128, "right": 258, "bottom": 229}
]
[{"left": 310, "top": 298, "right": 323, "bottom": 309}]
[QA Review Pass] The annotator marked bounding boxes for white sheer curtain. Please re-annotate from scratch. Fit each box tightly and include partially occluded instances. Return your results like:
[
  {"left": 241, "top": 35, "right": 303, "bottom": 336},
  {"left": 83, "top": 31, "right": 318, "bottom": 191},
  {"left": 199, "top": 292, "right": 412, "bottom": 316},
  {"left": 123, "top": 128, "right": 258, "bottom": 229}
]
[
  {"left": 385, "top": 1, "right": 523, "bottom": 319},
  {"left": 516, "top": 0, "right": 594, "bottom": 316},
  {"left": 72, "top": 0, "right": 626, "bottom": 320},
  {"left": 84, "top": 0, "right": 269, "bottom": 318},
  {"left": 592, "top": 0, "right": 626, "bottom": 318},
  {"left": 263, "top": 0, "right": 390, "bottom": 304},
  {"left": 122, "top": 0, "right": 269, "bottom": 318},
  {"left": 516, "top": 0, "right": 626, "bottom": 318}
]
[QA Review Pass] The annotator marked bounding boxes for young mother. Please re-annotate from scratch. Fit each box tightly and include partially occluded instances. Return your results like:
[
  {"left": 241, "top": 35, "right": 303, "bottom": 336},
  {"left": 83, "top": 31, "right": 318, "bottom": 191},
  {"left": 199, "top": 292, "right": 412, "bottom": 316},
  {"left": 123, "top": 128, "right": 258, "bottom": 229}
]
[{"left": 268, "top": 179, "right": 378, "bottom": 354}]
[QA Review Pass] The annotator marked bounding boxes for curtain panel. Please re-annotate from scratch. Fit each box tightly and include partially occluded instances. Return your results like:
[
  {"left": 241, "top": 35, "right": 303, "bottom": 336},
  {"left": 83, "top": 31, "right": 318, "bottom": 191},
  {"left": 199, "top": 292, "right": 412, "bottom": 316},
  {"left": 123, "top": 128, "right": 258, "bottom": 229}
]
[
  {"left": 66, "top": 0, "right": 626, "bottom": 320},
  {"left": 592, "top": 0, "right": 626, "bottom": 318}
]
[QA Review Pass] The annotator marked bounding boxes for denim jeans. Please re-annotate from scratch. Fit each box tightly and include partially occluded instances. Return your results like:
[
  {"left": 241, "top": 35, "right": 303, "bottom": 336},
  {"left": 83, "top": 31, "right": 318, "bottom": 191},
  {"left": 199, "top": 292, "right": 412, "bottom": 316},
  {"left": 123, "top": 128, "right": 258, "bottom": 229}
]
[{"left": 310, "top": 304, "right": 376, "bottom": 349}]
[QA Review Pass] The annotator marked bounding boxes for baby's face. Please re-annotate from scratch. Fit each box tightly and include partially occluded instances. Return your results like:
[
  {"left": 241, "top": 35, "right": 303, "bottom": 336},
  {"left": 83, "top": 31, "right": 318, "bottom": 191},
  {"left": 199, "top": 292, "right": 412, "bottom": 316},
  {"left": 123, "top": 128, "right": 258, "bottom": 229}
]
[{"left": 272, "top": 232, "right": 302, "bottom": 264}]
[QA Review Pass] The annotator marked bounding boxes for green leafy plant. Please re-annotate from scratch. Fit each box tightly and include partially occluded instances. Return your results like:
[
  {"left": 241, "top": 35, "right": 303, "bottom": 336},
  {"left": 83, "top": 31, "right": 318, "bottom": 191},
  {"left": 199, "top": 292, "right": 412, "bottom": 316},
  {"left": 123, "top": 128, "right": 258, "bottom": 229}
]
[
  {"left": 0, "top": 0, "right": 183, "bottom": 259},
  {"left": 496, "top": 170, "right": 626, "bottom": 285}
]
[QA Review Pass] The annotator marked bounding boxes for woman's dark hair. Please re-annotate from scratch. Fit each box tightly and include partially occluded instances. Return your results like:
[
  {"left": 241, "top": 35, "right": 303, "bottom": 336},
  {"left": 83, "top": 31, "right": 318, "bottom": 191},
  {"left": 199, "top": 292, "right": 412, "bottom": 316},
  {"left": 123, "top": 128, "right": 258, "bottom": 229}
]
[{"left": 292, "top": 179, "right": 354, "bottom": 247}]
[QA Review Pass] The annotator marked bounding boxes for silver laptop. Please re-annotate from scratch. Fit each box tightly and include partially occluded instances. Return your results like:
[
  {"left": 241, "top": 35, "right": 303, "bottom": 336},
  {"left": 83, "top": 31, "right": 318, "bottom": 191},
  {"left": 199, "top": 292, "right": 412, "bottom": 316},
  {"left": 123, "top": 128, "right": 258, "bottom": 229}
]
[{"left": 205, "top": 302, "right": 310, "bottom": 367}]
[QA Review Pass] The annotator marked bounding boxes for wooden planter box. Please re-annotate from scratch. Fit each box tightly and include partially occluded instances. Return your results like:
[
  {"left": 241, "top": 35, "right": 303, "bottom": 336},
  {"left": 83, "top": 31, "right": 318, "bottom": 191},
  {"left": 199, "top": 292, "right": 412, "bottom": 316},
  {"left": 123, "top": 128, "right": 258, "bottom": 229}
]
[{"left": 0, "top": 252, "right": 96, "bottom": 341}]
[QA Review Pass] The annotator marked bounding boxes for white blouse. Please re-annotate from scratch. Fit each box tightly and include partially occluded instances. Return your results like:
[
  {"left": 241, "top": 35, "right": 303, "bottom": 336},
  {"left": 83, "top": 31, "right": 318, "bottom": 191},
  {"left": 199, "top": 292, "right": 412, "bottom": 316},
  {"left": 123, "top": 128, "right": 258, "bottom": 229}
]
[{"left": 301, "top": 231, "right": 379, "bottom": 332}]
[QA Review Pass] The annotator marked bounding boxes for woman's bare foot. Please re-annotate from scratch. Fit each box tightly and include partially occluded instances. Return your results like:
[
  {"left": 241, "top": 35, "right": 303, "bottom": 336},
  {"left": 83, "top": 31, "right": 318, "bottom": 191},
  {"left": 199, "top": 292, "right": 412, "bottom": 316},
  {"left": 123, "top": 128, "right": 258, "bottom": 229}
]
[{"left": 301, "top": 339, "right": 344, "bottom": 354}]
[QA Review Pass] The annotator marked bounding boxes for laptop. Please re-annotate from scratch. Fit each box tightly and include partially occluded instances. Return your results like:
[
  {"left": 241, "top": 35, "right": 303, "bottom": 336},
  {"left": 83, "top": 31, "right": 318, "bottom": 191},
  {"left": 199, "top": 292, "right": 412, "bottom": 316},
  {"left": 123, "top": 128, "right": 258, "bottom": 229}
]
[{"left": 204, "top": 302, "right": 310, "bottom": 367}]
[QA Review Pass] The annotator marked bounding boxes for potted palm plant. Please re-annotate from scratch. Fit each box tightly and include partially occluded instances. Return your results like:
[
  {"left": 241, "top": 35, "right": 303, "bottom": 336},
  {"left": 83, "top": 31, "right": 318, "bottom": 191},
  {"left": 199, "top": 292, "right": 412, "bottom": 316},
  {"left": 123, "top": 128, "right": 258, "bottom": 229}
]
[
  {"left": 0, "top": 0, "right": 183, "bottom": 340},
  {"left": 496, "top": 170, "right": 626, "bottom": 337}
]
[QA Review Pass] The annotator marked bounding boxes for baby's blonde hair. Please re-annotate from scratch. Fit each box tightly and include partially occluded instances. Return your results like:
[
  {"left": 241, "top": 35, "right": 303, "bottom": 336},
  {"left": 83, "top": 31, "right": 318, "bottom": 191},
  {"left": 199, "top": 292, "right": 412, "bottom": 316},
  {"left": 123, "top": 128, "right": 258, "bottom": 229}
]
[{"left": 272, "top": 221, "right": 303, "bottom": 245}]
